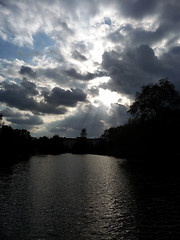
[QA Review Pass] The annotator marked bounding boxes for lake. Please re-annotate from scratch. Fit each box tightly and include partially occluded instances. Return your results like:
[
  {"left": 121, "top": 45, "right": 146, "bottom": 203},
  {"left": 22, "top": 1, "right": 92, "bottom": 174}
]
[{"left": 0, "top": 154, "right": 180, "bottom": 239}]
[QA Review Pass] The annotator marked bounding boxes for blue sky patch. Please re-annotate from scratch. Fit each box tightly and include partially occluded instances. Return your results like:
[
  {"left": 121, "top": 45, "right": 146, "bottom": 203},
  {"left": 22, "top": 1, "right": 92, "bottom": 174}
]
[
  {"left": 0, "top": 36, "right": 38, "bottom": 62},
  {"left": 0, "top": 32, "right": 54, "bottom": 62},
  {"left": 104, "top": 17, "right": 112, "bottom": 26},
  {"left": 33, "top": 32, "right": 55, "bottom": 51}
]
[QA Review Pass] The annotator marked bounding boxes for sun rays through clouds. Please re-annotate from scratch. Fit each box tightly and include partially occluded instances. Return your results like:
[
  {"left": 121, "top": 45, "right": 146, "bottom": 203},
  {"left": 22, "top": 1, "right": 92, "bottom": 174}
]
[{"left": 1, "top": 0, "right": 180, "bottom": 137}]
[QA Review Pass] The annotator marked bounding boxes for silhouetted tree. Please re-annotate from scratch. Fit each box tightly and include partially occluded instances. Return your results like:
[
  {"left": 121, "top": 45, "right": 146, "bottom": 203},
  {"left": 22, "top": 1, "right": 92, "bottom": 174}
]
[
  {"left": 0, "top": 125, "right": 35, "bottom": 166},
  {"left": 97, "top": 79, "right": 180, "bottom": 159},
  {"left": 80, "top": 128, "right": 87, "bottom": 138},
  {"left": 71, "top": 128, "right": 89, "bottom": 154},
  {"left": 128, "top": 79, "right": 180, "bottom": 122}
]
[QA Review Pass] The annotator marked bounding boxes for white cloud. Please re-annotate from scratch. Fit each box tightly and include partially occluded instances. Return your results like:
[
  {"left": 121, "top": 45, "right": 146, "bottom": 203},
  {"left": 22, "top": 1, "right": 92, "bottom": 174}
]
[
  {"left": 1, "top": 0, "right": 180, "bottom": 137},
  {"left": 0, "top": 58, "right": 24, "bottom": 79}
]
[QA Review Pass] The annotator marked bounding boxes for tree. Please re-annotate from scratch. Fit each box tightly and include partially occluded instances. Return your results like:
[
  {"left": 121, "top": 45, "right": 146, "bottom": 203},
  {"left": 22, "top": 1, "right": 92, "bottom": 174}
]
[
  {"left": 80, "top": 128, "right": 87, "bottom": 138},
  {"left": 128, "top": 79, "right": 180, "bottom": 122}
]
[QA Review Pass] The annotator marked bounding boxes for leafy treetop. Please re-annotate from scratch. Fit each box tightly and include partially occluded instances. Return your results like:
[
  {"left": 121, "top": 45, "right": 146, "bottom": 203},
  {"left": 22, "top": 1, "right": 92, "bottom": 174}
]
[
  {"left": 128, "top": 79, "right": 180, "bottom": 122},
  {"left": 80, "top": 128, "right": 87, "bottom": 138}
]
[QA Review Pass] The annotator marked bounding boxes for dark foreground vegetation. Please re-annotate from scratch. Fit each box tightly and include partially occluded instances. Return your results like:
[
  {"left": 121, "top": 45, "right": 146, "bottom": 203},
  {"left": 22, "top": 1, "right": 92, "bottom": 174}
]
[
  {"left": 1, "top": 79, "right": 180, "bottom": 166},
  {"left": 100, "top": 79, "right": 180, "bottom": 161}
]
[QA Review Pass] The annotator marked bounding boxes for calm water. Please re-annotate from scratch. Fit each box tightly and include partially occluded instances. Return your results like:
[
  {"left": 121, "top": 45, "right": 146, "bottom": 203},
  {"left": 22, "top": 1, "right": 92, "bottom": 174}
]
[{"left": 0, "top": 154, "right": 180, "bottom": 240}]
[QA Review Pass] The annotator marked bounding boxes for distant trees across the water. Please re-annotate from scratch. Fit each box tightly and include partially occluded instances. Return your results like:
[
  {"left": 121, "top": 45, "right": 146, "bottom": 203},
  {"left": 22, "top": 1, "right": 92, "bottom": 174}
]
[
  {"left": 0, "top": 125, "right": 67, "bottom": 165},
  {"left": 1, "top": 79, "right": 180, "bottom": 166},
  {"left": 0, "top": 125, "right": 33, "bottom": 165},
  {"left": 80, "top": 128, "right": 87, "bottom": 138}
]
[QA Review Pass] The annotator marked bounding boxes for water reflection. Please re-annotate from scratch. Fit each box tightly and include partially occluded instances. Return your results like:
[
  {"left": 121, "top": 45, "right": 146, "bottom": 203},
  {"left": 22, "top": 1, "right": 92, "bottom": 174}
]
[
  {"left": 27, "top": 154, "right": 138, "bottom": 239},
  {"left": 121, "top": 161, "right": 180, "bottom": 239},
  {"left": 0, "top": 154, "right": 180, "bottom": 239}
]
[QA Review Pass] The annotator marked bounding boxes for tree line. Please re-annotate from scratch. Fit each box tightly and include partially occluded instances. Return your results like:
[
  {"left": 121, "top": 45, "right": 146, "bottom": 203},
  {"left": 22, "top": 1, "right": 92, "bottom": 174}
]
[
  {"left": 1, "top": 79, "right": 180, "bottom": 166},
  {"left": 99, "top": 79, "right": 180, "bottom": 160}
]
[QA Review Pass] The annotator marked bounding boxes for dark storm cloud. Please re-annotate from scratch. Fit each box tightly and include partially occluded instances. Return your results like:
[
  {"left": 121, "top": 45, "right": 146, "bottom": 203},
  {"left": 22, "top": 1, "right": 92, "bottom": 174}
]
[
  {"left": 21, "top": 79, "right": 39, "bottom": 96},
  {"left": 3, "top": 108, "right": 23, "bottom": 118},
  {"left": 72, "top": 50, "right": 87, "bottom": 61},
  {"left": 37, "top": 67, "right": 105, "bottom": 87},
  {"left": 64, "top": 68, "right": 95, "bottom": 81},
  {"left": 132, "top": 45, "right": 161, "bottom": 73},
  {"left": 38, "top": 67, "right": 64, "bottom": 82},
  {"left": 3, "top": 108, "right": 44, "bottom": 131},
  {"left": 101, "top": 0, "right": 180, "bottom": 98},
  {"left": 0, "top": 0, "right": 6, "bottom": 7},
  {"left": 19, "top": 66, "right": 37, "bottom": 78},
  {"left": 159, "top": 46, "right": 180, "bottom": 89},
  {"left": 107, "top": 0, "right": 180, "bottom": 49},
  {"left": 101, "top": 51, "right": 139, "bottom": 95},
  {"left": 101, "top": 42, "right": 180, "bottom": 96},
  {"left": 126, "top": 26, "right": 168, "bottom": 47},
  {"left": 44, "top": 87, "right": 87, "bottom": 107},
  {"left": 160, "top": 0, "right": 180, "bottom": 26},
  {"left": 101, "top": 44, "right": 163, "bottom": 95},
  {"left": 1, "top": 78, "right": 39, "bottom": 97},
  {"left": 63, "top": 68, "right": 106, "bottom": 81},
  {"left": 108, "top": 24, "right": 167, "bottom": 47},
  {"left": 117, "top": 0, "right": 158, "bottom": 19},
  {"left": 8, "top": 115, "right": 43, "bottom": 126},
  {"left": 3, "top": 108, "right": 43, "bottom": 126},
  {"left": 0, "top": 79, "right": 67, "bottom": 115}
]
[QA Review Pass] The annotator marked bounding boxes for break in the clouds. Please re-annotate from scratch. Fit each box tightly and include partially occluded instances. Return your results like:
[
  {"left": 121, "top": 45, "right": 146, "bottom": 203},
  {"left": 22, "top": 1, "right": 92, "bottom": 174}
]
[{"left": 1, "top": 0, "right": 180, "bottom": 137}]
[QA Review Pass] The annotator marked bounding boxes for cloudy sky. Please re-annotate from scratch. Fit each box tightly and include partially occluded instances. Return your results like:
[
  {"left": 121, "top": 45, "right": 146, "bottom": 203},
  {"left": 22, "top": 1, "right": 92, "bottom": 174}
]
[{"left": 0, "top": 0, "right": 180, "bottom": 138}]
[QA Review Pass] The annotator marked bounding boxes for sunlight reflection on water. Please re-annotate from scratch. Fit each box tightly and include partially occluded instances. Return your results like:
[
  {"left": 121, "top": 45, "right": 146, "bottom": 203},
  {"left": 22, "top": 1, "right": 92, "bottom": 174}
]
[{"left": 0, "top": 154, "right": 180, "bottom": 239}]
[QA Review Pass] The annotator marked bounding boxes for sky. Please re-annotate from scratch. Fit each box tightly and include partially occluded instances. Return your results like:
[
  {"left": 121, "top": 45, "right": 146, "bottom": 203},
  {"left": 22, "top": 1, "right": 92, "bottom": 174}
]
[{"left": 1, "top": 0, "right": 180, "bottom": 138}]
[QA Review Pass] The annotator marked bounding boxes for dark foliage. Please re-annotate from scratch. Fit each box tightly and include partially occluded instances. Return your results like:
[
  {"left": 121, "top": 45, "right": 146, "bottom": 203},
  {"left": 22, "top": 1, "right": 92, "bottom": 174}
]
[
  {"left": 99, "top": 79, "right": 180, "bottom": 161},
  {"left": 128, "top": 79, "right": 180, "bottom": 122},
  {"left": 71, "top": 129, "right": 94, "bottom": 154},
  {"left": 80, "top": 128, "right": 87, "bottom": 138},
  {"left": 33, "top": 135, "right": 66, "bottom": 155},
  {"left": 0, "top": 126, "right": 66, "bottom": 166},
  {"left": 0, "top": 125, "right": 33, "bottom": 165}
]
